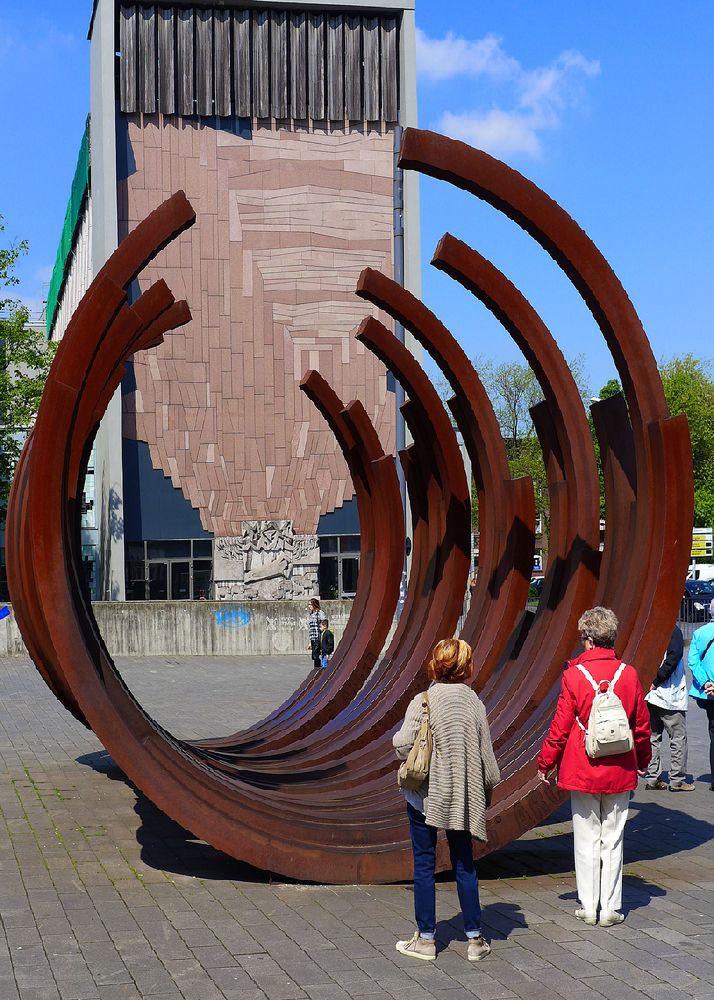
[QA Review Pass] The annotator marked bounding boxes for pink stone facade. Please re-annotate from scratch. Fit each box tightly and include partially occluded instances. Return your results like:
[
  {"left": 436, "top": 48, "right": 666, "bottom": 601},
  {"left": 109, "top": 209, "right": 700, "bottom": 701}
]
[{"left": 119, "top": 116, "right": 396, "bottom": 537}]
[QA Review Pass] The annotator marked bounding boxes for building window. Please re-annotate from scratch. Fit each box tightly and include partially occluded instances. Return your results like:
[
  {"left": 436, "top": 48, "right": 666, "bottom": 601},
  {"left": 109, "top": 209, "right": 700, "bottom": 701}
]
[
  {"left": 125, "top": 539, "right": 214, "bottom": 601},
  {"left": 319, "top": 535, "right": 360, "bottom": 599},
  {"left": 81, "top": 450, "right": 96, "bottom": 529}
]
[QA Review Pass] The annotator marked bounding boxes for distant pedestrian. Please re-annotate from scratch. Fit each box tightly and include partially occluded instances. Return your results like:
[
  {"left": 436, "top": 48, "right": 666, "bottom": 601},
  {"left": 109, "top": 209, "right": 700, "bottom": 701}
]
[
  {"left": 644, "top": 625, "right": 694, "bottom": 791},
  {"left": 688, "top": 599, "right": 714, "bottom": 791},
  {"left": 319, "top": 617, "right": 334, "bottom": 670},
  {"left": 307, "top": 598, "right": 326, "bottom": 669},
  {"left": 538, "top": 607, "right": 651, "bottom": 927},
  {"left": 393, "top": 638, "right": 499, "bottom": 963}
]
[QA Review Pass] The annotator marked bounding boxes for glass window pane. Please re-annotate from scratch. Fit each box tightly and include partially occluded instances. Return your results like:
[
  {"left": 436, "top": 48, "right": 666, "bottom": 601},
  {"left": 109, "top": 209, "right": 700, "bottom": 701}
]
[
  {"left": 147, "top": 540, "right": 191, "bottom": 560},
  {"left": 192, "top": 539, "right": 213, "bottom": 557},
  {"left": 319, "top": 536, "right": 338, "bottom": 554},
  {"left": 126, "top": 560, "right": 146, "bottom": 601},
  {"left": 193, "top": 561, "right": 212, "bottom": 600},
  {"left": 125, "top": 542, "right": 145, "bottom": 561},
  {"left": 320, "top": 557, "right": 339, "bottom": 599},
  {"left": 339, "top": 535, "right": 360, "bottom": 553},
  {"left": 171, "top": 562, "right": 191, "bottom": 600},
  {"left": 148, "top": 562, "right": 168, "bottom": 600},
  {"left": 341, "top": 557, "right": 359, "bottom": 596}
]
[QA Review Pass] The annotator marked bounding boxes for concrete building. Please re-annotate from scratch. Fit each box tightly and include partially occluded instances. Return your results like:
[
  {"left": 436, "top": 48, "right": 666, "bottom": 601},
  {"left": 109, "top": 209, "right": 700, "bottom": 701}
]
[{"left": 47, "top": 0, "right": 419, "bottom": 603}]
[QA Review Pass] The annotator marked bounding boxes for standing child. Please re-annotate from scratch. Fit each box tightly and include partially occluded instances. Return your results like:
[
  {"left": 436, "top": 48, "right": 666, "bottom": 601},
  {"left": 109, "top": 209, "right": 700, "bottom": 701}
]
[{"left": 319, "top": 618, "right": 334, "bottom": 670}]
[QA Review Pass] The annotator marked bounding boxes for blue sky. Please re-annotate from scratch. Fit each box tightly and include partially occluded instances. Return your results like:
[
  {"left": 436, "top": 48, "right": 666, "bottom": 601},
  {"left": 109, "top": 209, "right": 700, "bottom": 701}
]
[{"left": 1, "top": 1, "right": 713, "bottom": 395}]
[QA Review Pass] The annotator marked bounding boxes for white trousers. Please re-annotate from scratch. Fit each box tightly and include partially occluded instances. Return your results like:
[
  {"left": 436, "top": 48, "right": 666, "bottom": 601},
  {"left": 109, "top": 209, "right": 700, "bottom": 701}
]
[{"left": 570, "top": 790, "right": 630, "bottom": 916}]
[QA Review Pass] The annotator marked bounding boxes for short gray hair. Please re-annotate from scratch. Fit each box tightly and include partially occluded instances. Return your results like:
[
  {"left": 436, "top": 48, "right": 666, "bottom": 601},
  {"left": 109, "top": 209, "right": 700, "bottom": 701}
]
[{"left": 577, "top": 607, "right": 619, "bottom": 649}]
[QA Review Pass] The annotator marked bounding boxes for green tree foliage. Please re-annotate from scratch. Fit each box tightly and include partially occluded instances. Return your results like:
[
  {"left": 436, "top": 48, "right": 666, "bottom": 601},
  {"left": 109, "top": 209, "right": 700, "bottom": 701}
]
[
  {"left": 597, "top": 355, "right": 714, "bottom": 529},
  {"left": 0, "top": 216, "right": 56, "bottom": 524}
]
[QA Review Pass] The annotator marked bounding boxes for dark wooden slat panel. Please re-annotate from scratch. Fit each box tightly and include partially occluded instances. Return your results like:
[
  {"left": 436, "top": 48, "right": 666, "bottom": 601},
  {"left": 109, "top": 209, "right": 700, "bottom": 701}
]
[
  {"left": 137, "top": 4, "right": 157, "bottom": 113},
  {"left": 307, "top": 12, "right": 325, "bottom": 120},
  {"left": 119, "top": 5, "right": 138, "bottom": 114},
  {"left": 363, "top": 17, "right": 380, "bottom": 122},
  {"left": 380, "top": 17, "right": 398, "bottom": 123},
  {"left": 232, "top": 9, "right": 251, "bottom": 117},
  {"left": 196, "top": 7, "right": 214, "bottom": 117},
  {"left": 177, "top": 8, "right": 195, "bottom": 116},
  {"left": 157, "top": 7, "right": 175, "bottom": 115},
  {"left": 327, "top": 15, "right": 344, "bottom": 121},
  {"left": 270, "top": 11, "right": 288, "bottom": 119},
  {"left": 253, "top": 10, "right": 270, "bottom": 118},
  {"left": 344, "top": 15, "right": 362, "bottom": 121},
  {"left": 289, "top": 11, "right": 307, "bottom": 119},
  {"left": 214, "top": 8, "right": 232, "bottom": 117}
]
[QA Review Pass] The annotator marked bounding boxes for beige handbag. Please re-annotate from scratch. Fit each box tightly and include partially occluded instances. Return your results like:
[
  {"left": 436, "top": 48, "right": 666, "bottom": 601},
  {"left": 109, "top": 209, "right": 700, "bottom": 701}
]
[{"left": 397, "top": 692, "right": 433, "bottom": 790}]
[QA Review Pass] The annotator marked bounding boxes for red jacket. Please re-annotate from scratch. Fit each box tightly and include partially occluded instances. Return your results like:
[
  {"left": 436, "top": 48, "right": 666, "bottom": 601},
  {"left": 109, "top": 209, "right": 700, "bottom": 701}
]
[{"left": 538, "top": 647, "right": 651, "bottom": 794}]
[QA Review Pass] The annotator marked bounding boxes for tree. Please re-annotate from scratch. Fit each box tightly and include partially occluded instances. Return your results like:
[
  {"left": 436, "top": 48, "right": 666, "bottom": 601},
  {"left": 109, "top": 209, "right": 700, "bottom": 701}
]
[{"left": 0, "top": 216, "right": 56, "bottom": 524}]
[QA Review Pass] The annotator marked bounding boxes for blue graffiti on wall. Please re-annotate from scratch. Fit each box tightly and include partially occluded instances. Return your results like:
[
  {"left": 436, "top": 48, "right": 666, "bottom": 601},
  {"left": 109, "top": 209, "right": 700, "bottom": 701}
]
[{"left": 215, "top": 607, "right": 252, "bottom": 629}]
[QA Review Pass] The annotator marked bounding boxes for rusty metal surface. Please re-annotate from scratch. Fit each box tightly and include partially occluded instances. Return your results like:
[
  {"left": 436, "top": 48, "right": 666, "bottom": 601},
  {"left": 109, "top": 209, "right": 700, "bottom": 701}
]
[{"left": 6, "top": 129, "right": 694, "bottom": 882}]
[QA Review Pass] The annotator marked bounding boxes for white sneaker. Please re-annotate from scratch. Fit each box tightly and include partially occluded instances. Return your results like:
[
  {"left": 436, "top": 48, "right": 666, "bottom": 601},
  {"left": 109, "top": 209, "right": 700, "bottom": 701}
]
[
  {"left": 467, "top": 936, "right": 492, "bottom": 961},
  {"left": 396, "top": 931, "right": 436, "bottom": 961},
  {"left": 574, "top": 908, "right": 597, "bottom": 925},
  {"left": 599, "top": 911, "right": 625, "bottom": 927}
]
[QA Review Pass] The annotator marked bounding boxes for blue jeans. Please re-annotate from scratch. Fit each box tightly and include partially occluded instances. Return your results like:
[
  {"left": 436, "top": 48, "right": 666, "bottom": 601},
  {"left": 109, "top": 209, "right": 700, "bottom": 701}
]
[{"left": 407, "top": 803, "right": 481, "bottom": 937}]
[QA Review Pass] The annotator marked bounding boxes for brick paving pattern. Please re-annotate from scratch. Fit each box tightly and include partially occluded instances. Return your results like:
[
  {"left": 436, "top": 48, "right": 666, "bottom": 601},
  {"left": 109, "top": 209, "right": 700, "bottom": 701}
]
[{"left": 1, "top": 653, "right": 714, "bottom": 1000}]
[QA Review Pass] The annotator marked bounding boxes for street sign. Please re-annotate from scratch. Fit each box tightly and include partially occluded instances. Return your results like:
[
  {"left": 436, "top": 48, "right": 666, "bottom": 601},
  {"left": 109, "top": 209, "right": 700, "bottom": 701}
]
[{"left": 691, "top": 528, "right": 714, "bottom": 558}]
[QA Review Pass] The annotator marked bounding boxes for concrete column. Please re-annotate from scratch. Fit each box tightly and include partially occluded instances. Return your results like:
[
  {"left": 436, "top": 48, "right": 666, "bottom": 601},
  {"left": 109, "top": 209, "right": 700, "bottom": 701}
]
[{"left": 90, "top": 0, "right": 125, "bottom": 599}]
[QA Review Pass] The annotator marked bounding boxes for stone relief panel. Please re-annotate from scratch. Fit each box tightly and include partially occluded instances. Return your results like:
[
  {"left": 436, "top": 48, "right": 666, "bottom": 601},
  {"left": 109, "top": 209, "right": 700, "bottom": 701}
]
[
  {"left": 119, "top": 118, "right": 396, "bottom": 538},
  {"left": 214, "top": 520, "right": 319, "bottom": 601}
]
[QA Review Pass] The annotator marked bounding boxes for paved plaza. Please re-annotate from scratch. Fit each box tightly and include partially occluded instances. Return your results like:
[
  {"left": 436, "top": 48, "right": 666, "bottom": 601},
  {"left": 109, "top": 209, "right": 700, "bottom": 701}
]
[{"left": 1, "top": 653, "right": 714, "bottom": 1000}]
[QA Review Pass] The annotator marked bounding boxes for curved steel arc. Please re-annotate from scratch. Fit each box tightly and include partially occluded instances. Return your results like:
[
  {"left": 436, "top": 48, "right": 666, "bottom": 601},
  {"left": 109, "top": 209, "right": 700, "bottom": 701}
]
[
  {"left": 354, "top": 268, "right": 534, "bottom": 664},
  {"left": 399, "top": 127, "right": 692, "bottom": 683},
  {"left": 196, "top": 372, "right": 404, "bottom": 754}
]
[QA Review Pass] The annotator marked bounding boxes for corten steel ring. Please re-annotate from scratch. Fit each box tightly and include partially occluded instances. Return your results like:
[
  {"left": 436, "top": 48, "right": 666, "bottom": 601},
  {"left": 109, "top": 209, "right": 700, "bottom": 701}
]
[{"left": 7, "top": 129, "right": 693, "bottom": 883}]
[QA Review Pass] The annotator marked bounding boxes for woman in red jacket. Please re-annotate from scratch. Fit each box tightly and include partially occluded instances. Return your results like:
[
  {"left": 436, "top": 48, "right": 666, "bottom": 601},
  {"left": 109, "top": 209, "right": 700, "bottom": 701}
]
[{"left": 538, "top": 607, "right": 651, "bottom": 927}]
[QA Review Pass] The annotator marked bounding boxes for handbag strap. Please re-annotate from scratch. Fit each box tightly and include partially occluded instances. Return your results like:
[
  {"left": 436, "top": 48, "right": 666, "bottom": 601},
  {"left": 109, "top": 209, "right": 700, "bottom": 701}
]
[{"left": 701, "top": 635, "right": 714, "bottom": 661}]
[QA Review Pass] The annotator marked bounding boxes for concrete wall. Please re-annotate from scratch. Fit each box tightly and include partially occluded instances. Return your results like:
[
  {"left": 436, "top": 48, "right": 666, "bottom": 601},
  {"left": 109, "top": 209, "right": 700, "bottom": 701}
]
[{"left": 0, "top": 600, "right": 354, "bottom": 657}]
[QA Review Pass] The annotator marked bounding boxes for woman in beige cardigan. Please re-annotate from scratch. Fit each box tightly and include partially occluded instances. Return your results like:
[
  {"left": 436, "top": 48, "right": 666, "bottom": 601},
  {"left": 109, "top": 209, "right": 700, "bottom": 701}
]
[{"left": 393, "top": 638, "right": 500, "bottom": 962}]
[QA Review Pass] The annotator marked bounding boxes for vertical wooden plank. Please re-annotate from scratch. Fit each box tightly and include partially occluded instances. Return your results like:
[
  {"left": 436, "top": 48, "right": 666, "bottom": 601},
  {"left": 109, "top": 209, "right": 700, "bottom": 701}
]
[
  {"left": 307, "top": 13, "right": 325, "bottom": 120},
  {"left": 380, "top": 17, "right": 398, "bottom": 123},
  {"left": 195, "top": 7, "right": 214, "bottom": 117},
  {"left": 252, "top": 10, "right": 270, "bottom": 118},
  {"left": 177, "top": 8, "right": 195, "bottom": 116},
  {"left": 214, "top": 8, "right": 231, "bottom": 117},
  {"left": 344, "top": 15, "right": 361, "bottom": 121},
  {"left": 289, "top": 11, "right": 307, "bottom": 119},
  {"left": 327, "top": 15, "right": 344, "bottom": 121},
  {"left": 137, "top": 4, "right": 157, "bottom": 113},
  {"left": 270, "top": 11, "right": 288, "bottom": 119},
  {"left": 119, "top": 5, "right": 138, "bottom": 114},
  {"left": 232, "top": 9, "right": 251, "bottom": 117},
  {"left": 363, "top": 17, "right": 380, "bottom": 122},
  {"left": 157, "top": 7, "right": 175, "bottom": 115}
]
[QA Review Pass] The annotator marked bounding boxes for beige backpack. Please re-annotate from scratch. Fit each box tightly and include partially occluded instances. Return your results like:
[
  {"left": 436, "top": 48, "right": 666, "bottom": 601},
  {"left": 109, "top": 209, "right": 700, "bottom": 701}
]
[{"left": 397, "top": 692, "right": 433, "bottom": 790}]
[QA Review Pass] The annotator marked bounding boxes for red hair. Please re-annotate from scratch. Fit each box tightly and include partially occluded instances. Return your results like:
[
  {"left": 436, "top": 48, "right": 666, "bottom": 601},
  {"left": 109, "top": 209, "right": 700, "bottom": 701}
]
[{"left": 427, "top": 638, "right": 474, "bottom": 684}]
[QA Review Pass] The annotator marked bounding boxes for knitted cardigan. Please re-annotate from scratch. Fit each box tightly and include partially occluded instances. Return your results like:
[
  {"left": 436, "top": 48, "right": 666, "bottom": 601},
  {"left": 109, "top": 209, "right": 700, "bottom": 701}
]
[{"left": 393, "top": 682, "right": 500, "bottom": 841}]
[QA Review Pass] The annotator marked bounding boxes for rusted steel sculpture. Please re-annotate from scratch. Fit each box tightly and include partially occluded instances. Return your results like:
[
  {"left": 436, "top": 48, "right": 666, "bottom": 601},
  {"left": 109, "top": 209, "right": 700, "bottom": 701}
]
[{"left": 7, "top": 129, "right": 693, "bottom": 883}]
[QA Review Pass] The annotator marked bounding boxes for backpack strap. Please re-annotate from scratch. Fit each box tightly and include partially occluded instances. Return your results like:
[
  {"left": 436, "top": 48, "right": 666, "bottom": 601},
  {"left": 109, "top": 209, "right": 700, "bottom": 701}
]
[
  {"left": 575, "top": 663, "right": 599, "bottom": 691},
  {"left": 611, "top": 662, "right": 628, "bottom": 688}
]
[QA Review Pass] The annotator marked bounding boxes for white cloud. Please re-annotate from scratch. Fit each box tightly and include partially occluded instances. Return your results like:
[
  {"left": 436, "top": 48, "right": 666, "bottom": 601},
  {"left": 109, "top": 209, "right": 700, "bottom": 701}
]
[
  {"left": 417, "top": 28, "right": 600, "bottom": 159},
  {"left": 416, "top": 29, "right": 519, "bottom": 82}
]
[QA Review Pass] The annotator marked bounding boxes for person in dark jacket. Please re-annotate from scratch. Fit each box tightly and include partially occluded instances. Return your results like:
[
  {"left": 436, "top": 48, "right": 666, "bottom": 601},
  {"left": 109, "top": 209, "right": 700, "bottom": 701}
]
[
  {"left": 538, "top": 607, "right": 651, "bottom": 927},
  {"left": 644, "top": 625, "right": 693, "bottom": 791},
  {"left": 319, "top": 618, "right": 334, "bottom": 670}
]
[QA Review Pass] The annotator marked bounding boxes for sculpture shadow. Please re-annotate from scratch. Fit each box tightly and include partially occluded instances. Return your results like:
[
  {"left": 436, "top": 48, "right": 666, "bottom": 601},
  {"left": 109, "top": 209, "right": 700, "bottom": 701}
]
[
  {"left": 481, "top": 795, "right": 714, "bottom": 881},
  {"left": 78, "top": 750, "right": 714, "bottom": 888},
  {"left": 77, "top": 749, "right": 293, "bottom": 883}
]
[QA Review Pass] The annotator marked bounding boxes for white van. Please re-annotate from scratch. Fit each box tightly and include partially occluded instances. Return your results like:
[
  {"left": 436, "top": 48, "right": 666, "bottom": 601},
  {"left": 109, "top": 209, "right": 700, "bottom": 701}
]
[{"left": 688, "top": 564, "right": 714, "bottom": 582}]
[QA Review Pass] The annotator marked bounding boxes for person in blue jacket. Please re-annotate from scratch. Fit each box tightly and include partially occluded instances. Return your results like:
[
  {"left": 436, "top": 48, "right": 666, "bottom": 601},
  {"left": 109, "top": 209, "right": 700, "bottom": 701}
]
[{"left": 688, "top": 598, "right": 714, "bottom": 791}]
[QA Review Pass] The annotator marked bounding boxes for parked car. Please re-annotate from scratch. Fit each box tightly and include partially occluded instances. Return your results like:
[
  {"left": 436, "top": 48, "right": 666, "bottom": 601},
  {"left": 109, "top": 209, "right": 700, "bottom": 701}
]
[{"left": 680, "top": 580, "right": 714, "bottom": 622}]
